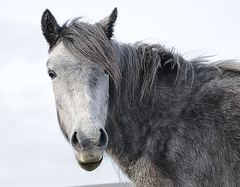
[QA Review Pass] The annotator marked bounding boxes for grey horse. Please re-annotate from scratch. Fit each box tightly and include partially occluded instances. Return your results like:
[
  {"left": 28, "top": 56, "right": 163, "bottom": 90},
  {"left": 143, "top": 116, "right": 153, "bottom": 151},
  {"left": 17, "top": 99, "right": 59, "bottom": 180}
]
[{"left": 41, "top": 8, "right": 240, "bottom": 186}]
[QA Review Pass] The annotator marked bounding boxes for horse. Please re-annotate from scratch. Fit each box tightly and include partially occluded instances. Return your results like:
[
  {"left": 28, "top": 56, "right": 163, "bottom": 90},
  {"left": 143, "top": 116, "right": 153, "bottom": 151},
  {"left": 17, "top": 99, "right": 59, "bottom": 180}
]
[{"left": 41, "top": 8, "right": 240, "bottom": 187}]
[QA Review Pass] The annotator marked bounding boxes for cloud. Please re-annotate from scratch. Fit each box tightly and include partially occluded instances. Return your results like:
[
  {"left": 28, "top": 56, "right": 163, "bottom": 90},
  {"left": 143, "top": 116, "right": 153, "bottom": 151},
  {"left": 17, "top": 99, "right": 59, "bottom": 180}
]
[{"left": 1, "top": 18, "right": 47, "bottom": 62}]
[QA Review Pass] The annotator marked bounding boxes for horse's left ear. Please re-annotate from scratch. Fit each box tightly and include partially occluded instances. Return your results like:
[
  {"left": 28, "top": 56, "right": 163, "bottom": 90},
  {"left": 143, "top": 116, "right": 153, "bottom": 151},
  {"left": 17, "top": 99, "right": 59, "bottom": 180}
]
[{"left": 99, "top": 8, "right": 118, "bottom": 39}]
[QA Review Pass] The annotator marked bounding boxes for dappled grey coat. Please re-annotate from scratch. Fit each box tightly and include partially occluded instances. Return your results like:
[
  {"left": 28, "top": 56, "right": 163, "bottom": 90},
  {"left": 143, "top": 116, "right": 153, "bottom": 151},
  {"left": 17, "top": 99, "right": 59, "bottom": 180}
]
[{"left": 41, "top": 8, "right": 240, "bottom": 187}]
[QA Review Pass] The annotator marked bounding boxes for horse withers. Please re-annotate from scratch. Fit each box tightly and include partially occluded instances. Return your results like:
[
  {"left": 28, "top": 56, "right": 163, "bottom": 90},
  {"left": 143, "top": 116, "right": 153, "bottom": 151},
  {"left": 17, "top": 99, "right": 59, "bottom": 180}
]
[{"left": 41, "top": 8, "right": 240, "bottom": 186}]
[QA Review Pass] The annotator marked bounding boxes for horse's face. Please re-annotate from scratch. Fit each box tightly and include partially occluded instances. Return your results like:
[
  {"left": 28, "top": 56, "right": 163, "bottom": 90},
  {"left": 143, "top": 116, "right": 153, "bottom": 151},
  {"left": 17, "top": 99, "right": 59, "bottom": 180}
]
[
  {"left": 47, "top": 42, "right": 109, "bottom": 171},
  {"left": 42, "top": 8, "right": 118, "bottom": 171}
]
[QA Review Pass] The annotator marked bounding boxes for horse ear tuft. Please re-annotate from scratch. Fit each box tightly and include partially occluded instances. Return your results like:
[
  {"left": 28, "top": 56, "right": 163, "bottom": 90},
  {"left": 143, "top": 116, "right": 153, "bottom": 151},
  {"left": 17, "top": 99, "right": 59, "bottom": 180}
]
[
  {"left": 41, "top": 9, "right": 61, "bottom": 48},
  {"left": 99, "top": 8, "right": 118, "bottom": 39}
]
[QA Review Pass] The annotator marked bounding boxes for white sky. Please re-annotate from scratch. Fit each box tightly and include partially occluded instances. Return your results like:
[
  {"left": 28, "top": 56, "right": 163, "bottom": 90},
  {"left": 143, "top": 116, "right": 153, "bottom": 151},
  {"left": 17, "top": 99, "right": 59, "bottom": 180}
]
[{"left": 0, "top": 0, "right": 240, "bottom": 186}]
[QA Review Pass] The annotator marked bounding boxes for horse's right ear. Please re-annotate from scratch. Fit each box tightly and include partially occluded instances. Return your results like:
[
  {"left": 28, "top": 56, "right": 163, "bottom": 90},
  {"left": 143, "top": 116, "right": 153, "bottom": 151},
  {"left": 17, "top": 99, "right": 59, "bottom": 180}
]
[{"left": 41, "top": 9, "right": 61, "bottom": 48}]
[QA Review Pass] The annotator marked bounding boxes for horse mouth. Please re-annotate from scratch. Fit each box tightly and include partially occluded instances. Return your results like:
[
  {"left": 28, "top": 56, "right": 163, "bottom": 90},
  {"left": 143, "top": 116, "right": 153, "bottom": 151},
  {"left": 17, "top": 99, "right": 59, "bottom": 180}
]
[
  {"left": 77, "top": 158, "right": 103, "bottom": 171},
  {"left": 73, "top": 144, "right": 105, "bottom": 171}
]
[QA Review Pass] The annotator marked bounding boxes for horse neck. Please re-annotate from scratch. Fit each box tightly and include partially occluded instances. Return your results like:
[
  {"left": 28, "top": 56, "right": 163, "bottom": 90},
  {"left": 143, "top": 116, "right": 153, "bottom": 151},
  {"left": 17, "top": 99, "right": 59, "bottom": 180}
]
[{"left": 105, "top": 42, "right": 193, "bottom": 175}]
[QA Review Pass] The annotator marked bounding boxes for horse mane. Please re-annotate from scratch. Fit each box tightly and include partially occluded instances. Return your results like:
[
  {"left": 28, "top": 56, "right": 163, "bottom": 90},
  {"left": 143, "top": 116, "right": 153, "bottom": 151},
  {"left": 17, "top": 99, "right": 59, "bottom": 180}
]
[
  {"left": 113, "top": 42, "right": 195, "bottom": 103},
  {"left": 55, "top": 18, "right": 240, "bottom": 115}
]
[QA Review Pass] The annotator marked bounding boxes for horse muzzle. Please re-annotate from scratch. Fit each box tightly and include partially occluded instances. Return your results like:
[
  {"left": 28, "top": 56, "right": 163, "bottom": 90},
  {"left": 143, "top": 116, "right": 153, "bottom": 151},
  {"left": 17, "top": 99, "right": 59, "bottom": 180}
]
[{"left": 70, "top": 128, "right": 108, "bottom": 171}]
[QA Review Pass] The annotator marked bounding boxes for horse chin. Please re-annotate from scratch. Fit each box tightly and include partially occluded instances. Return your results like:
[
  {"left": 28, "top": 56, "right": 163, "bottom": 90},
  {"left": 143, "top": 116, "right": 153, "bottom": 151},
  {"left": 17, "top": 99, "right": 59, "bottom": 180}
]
[
  {"left": 74, "top": 151, "right": 103, "bottom": 171},
  {"left": 77, "top": 157, "right": 103, "bottom": 171}
]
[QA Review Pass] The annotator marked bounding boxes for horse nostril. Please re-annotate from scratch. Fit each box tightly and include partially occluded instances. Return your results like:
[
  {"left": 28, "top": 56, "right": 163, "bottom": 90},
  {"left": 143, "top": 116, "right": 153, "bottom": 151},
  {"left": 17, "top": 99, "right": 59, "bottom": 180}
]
[
  {"left": 98, "top": 128, "right": 108, "bottom": 149},
  {"left": 71, "top": 129, "right": 108, "bottom": 151},
  {"left": 71, "top": 131, "right": 81, "bottom": 150}
]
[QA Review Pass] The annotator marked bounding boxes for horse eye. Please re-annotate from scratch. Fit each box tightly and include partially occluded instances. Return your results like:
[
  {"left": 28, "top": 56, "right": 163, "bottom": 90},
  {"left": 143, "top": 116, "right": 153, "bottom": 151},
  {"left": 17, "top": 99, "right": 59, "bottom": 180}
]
[
  {"left": 104, "top": 70, "right": 109, "bottom": 75},
  {"left": 48, "top": 70, "right": 57, "bottom": 79}
]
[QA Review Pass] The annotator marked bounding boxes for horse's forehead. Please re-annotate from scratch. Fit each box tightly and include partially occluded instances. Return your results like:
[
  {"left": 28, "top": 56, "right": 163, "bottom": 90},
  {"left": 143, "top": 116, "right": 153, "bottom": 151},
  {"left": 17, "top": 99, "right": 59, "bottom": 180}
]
[
  {"left": 47, "top": 42, "right": 76, "bottom": 67},
  {"left": 49, "top": 42, "right": 70, "bottom": 60}
]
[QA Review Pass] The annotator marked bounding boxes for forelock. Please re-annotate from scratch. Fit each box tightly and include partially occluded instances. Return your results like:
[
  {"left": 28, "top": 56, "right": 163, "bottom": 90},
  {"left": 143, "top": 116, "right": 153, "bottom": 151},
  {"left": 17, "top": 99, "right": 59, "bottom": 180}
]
[{"left": 58, "top": 19, "right": 120, "bottom": 83}]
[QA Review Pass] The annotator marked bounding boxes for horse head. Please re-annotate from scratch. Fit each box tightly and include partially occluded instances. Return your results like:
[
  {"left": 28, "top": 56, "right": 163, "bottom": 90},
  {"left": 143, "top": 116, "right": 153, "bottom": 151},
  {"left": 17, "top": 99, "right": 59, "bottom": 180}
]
[{"left": 41, "top": 8, "right": 118, "bottom": 171}]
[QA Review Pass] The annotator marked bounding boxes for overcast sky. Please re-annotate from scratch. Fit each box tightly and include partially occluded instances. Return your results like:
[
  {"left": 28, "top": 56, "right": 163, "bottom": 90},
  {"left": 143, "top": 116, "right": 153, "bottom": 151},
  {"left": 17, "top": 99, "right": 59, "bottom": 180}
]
[{"left": 0, "top": 0, "right": 240, "bottom": 187}]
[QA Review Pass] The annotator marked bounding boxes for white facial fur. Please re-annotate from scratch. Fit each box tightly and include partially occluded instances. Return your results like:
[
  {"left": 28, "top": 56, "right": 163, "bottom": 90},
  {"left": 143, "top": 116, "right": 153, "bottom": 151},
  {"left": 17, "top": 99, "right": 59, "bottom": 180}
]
[{"left": 47, "top": 42, "right": 109, "bottom": 166}]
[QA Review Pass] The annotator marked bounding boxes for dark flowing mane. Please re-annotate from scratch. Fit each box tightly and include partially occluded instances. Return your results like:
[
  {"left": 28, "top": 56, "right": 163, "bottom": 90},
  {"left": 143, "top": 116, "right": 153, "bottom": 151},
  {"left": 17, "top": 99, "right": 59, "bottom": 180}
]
[
  {"left": 54, "top": 18, "right": 240, "bottom": 114},
  {"left": 113, "top": 42, "right": 195, "bottom": 101}
]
